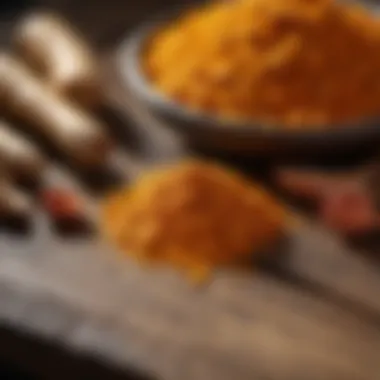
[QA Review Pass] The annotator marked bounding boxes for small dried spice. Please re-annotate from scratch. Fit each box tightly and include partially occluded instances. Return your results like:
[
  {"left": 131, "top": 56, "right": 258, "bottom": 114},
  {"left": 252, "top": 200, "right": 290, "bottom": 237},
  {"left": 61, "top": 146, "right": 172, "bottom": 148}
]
[
  {"left": 41, "top": 188, "right": 93, "bottom": 234},
  {"left": 145, "top": 0, "right": 380, "bottom": 127},
  {"left": 41, "top": 188, "right": 89, "bottom": 223},
  {"left": 276, "top": 169, "right": 380, "bottom": 236},
  {"left": 102, "top": 161, "right": 286, "bottom": 281}
]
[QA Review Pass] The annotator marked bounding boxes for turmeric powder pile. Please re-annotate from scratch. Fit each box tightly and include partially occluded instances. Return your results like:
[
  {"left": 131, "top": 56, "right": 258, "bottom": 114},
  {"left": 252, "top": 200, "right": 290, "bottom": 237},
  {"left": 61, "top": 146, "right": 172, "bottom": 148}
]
[
  {"left": 102, "top": 160, "right": 285, "bottom": 280},
  {"left": 144, "top": 0, "right": 380, "bottom": 127}
]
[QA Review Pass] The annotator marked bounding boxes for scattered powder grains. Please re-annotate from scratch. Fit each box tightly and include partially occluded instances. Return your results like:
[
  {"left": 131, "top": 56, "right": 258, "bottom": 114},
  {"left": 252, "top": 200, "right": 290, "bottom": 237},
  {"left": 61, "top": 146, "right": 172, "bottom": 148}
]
[
  {"left": 144, "top": 0, "right": 380, "bottom": 127},
  {"left": 102, "top": 161, "right": 286, "bottom": 281}
]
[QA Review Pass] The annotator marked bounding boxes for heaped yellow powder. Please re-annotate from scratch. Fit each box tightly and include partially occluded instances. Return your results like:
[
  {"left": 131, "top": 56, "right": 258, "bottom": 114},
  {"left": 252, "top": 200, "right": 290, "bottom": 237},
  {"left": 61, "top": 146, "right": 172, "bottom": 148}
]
[
  {"left": 144, "top": 0, "right": 380, "bottom": 127},
  {"left": 102, "top": 161, "right": 286, "bottom": 281}
]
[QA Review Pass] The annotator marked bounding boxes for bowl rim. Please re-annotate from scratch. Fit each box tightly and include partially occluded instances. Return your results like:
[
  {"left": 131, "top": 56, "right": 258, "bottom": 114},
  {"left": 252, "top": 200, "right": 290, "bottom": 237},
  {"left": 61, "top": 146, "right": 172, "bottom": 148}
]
[{"left": 116, "top": 7, "right": 380, "bottom": 142}]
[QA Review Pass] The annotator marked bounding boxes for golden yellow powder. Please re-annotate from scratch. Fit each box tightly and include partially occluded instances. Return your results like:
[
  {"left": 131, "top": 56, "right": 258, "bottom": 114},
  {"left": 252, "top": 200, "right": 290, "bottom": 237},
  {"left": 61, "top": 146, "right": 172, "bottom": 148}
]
[
  {"left": 102, "top": 161, "right": 286, "bottom": 281},
  {"left": 144, "top": 0, "right": 380, "bottom": 127}
]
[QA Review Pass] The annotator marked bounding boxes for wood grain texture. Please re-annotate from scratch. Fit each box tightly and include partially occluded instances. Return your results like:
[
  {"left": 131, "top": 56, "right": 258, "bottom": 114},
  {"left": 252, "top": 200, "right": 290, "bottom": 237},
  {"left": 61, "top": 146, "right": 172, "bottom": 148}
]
[{"left": 1, "top": 218, "right": 380, "bottom": 380}]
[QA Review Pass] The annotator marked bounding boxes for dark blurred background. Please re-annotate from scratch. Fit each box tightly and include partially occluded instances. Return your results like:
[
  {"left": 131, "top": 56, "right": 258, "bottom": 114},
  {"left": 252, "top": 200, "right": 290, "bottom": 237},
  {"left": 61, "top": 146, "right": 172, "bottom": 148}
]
[{"left": 0, "top": 0, "right": 185, "bottom": 48}]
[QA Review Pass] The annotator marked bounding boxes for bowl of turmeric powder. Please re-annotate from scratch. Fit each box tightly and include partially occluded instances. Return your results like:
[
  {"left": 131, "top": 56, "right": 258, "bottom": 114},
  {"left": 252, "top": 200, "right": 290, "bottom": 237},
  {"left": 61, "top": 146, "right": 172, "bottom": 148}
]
[{"left": 119, "top": 0, "right": 380, "bottom": 155}]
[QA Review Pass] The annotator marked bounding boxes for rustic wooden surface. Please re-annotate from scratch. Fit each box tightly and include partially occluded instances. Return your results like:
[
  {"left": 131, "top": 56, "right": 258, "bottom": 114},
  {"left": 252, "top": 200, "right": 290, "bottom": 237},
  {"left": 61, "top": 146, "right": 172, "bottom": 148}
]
[{"left": 2, "top": 1, "right": 380, "bottom": 380}]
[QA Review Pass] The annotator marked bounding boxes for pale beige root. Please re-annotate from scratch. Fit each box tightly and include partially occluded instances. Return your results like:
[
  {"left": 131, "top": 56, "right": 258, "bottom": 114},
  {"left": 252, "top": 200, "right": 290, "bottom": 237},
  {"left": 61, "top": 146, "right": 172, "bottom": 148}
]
[
  {"left": 0, "top": 119, "right": 46, "bottom": 180},
  {"left": 0, "top": 54, "right": 112, "bottom": 167},
  {"left": 13, "top": 12, "right": 102, "bottom": 108},
  {"left": 0, "top": 173, "right": 33, "bottom": 217}
]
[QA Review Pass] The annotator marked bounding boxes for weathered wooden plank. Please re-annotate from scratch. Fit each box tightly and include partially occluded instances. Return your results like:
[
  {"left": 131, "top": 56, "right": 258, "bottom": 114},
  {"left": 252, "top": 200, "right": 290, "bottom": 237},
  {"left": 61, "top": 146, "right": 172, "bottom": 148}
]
[
  {"left": 280, "top": 221, "right": 380, "bottom": 312},
  {"left": 0, "top": 221, "right": 380, "bottom": 380}
]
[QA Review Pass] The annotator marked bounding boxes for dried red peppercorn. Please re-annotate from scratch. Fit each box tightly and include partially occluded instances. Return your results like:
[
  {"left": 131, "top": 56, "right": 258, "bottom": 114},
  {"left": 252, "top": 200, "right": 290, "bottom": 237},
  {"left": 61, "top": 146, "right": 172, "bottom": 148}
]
[
  {"left": 41, "top": 188, "right": 94, "bottom": 235},
  {"left": 41, "top": 188, "right": 82, "bottom": 219},
  {"left": 319, "top": 184, "right": 378, "bottom": 235},
  {"left": 276, "top": 169, "right": 380, "bottom": 236}
]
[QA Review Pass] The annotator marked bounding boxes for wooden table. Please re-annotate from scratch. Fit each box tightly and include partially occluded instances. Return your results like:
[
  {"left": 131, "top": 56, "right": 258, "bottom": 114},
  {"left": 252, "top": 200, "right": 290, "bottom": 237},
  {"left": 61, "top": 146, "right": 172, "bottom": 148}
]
[{"left": 2, "top": 1, "right": 380, "bottom": 379}]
